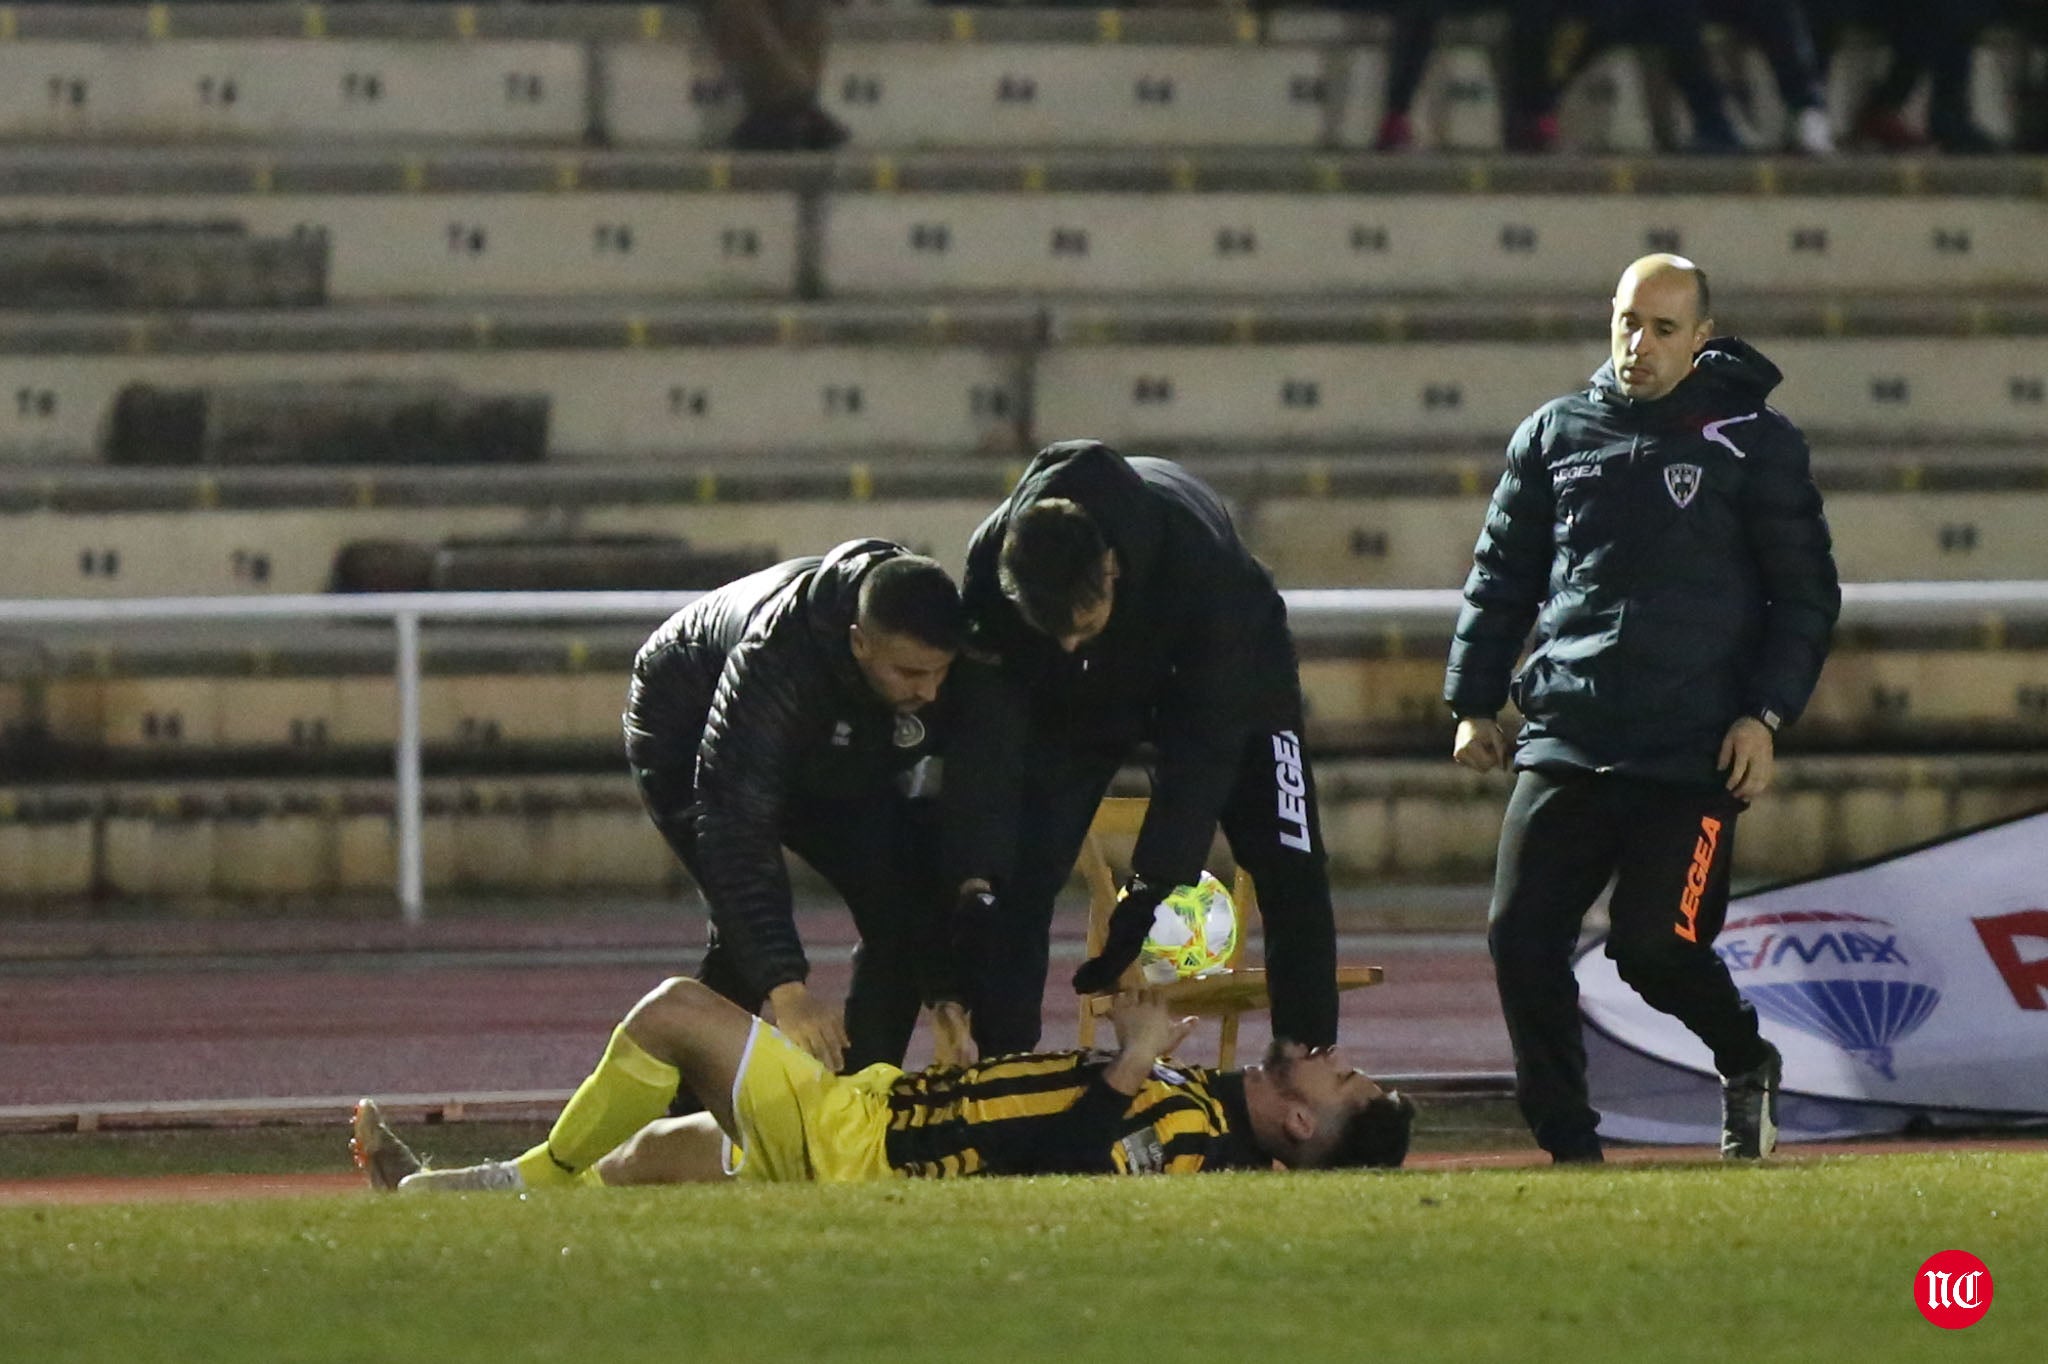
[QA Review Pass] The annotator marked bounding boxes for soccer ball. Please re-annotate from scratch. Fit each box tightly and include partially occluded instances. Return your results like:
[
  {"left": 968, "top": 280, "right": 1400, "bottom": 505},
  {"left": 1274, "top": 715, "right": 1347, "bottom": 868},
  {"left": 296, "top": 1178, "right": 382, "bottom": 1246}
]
[{"left": 1137, "top": 872, "right": 1239, "bottom": 984}]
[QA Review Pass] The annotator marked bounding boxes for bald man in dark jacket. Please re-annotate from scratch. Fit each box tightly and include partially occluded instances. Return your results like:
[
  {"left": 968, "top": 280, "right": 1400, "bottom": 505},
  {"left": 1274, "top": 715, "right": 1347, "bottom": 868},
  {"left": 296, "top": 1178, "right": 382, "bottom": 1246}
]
[
  {"left": 1447, "top": 256, "right": 1839, "bottom": 1163},
  {"left": 627, "top": 540, "right": 969, "bottom": 1073}
]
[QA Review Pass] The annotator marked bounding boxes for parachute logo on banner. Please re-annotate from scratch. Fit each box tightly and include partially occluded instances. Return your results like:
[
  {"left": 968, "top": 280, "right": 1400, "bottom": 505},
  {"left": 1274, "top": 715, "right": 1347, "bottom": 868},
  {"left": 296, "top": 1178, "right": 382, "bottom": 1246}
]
[{"left": 1714, "top": 911, "right": 1942, "bottom": 1081}]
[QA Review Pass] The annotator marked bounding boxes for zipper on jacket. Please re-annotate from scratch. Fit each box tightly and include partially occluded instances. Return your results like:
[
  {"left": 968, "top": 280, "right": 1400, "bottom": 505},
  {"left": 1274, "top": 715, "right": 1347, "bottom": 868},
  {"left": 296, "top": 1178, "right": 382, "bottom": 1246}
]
[{"left": 1610, "top": 411, "right": 1646, "bottom": 740}]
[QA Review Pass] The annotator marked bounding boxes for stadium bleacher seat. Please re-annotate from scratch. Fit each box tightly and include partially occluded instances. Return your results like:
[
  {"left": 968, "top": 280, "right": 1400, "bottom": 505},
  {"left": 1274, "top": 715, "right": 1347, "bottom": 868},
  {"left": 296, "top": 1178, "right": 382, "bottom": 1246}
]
[
  {"left": 823, "top": 166, "right": 2048, "bottom": 296},
  {"left": 6, "top": 447, "right": 2045, "bottom": 594},
  {"left": 1033, "top": 336, "right": 2048, "bottom": 448},
  {"left": 0, "top": 218, "right": 324, "bottom": 309},
  {"left": 0, "top": 301, "right": 1033, "bottom": 463},
  {"left": 0, "top": 173, "right": 803, "bottom": 301},
  {"left": 0, "top": 35, "right": 589, "bottom": 143},
  {"left": 2, "top": 288, "right": 2043, "bottom": 463}
]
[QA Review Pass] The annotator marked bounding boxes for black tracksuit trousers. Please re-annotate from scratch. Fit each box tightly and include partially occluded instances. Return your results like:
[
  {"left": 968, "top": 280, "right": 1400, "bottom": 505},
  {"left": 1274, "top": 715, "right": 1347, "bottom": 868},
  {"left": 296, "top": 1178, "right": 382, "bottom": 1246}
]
[
  {"left": 635, "top": 766, "right": 940, "bottom": 1074},
  {"left": 967, "top": 706, "right": 1342, "bottom": 1057},
  {"left": 1489, "top": 767, "right": 1768, "bottom": 1158}
]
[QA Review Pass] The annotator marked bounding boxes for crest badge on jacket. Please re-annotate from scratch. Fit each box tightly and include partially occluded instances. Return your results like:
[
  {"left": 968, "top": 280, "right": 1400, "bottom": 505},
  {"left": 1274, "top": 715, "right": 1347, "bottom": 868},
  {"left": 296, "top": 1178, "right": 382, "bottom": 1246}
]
[{"left": 1663, "top": 463, "right": 1703, "bottom": 508}]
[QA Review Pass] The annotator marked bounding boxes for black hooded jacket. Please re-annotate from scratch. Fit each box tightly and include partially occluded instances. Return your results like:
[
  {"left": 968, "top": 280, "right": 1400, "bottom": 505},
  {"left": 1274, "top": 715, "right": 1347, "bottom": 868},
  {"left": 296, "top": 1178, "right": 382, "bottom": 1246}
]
[
  {"left": 956, "top": 441, "right": 1299, "bottom": 888},
  {"left": 1444, "top": 338, "right": 1841, "bottom": 784},
  {"left": 624, "top": 540, "right": 950, "bottom": 999}
]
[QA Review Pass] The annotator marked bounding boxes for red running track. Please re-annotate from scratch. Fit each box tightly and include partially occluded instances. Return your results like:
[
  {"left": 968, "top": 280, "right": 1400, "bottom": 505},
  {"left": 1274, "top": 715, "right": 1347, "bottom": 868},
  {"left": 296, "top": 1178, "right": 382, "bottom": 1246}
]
[{"left": 0, "top": 911, "right": 1508, "bottom": 1110}]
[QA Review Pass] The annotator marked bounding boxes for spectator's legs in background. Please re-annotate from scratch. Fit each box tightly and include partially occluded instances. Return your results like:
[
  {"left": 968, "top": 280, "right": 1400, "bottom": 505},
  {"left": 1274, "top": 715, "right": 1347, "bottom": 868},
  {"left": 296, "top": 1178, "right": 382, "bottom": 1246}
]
[
  {"left": 1718, "top": 0, "right": 1835, "bottom": 151},
  {"left": 1845, "top": 0, "right": 1999, "bottom": 151},
  {"left": 780, "top": 0, "right": 829, "bottom": 87},
  {"left": 705, "top": 0, "right": 850, "bottom": 151},
  {"left": 1569, "top": 0, "right": 1741, "bottom": 151},
  {"left": 1850, "top": 0, "right": 1930, "bottom": 150},
  {"left": 1924, "top": 0, "right": 1999, "bottom": 151},
  {"left": 2018, "top": 0, "right": 2048, "bottom": 151},
  {"left": 1639, "top": 0, "right": 1746, "bottom": 150},
  {"left": 1370, "top": 0, "right": 1572, "bottom": 153},
  {"left": 1376, "top": 0, "right": 1447, "bottom": 150},
  {"left": 1503, "top": 0, "right": 1567, "bottom": 150}
]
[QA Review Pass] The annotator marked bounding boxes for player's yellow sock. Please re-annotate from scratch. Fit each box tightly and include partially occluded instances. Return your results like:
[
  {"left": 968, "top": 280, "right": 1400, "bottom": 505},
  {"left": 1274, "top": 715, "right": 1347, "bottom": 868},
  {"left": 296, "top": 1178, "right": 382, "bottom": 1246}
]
[{"left": 513, "top": 1025, "right": 679, "bottom": 1188}]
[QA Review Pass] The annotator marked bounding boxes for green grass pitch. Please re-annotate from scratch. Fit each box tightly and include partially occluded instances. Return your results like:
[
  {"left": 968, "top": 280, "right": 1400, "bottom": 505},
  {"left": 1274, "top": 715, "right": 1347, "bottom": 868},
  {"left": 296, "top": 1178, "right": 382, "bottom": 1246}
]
[{"left": 3, "top": 1150, "right": 2039, "bottom": 1363}]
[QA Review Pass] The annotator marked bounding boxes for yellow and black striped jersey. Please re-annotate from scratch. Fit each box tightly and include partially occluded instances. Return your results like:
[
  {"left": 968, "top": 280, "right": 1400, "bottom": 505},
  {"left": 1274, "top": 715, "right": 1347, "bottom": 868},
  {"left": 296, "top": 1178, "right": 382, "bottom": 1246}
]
[{"left": 882, "top": 1049, "right": 1266, "bottom": 1178}]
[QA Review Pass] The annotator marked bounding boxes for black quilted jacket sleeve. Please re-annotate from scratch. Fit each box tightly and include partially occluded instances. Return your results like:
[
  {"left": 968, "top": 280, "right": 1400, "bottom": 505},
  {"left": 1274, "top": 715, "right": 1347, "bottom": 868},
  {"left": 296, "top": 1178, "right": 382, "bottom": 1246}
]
[
  {"left": 1739, "top": 420, "right": 1840, "bottom": 724},
  {"left": 1445, "top": 413, "right": 1555, "bottom": 718},
  {"left": 692, "top": 628, "right": 824, "bottom": 998}
]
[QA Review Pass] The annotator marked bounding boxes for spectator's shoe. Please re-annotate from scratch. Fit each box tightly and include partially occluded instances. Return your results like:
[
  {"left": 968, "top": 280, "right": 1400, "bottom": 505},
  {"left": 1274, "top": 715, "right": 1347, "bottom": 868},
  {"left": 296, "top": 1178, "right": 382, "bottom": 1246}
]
[
  {"left": 1931, "top": 118, "right": 1999, "bottom": 155},
  {"left": 349, "top": 1099, "right": 422, "bottom": 1192},
  {"left": 1373, "top": 112, "right": 1414, "bottom": 153},
  {"left": 727, "top": 107, "right": 811, "bottom": 152},
  {"left": 1788, "top": 106, "right": 1836, "bottom": 156},
  {"left": 1720, "top": 1041, "right": 1782, "bottom": 1160},
  {"left": 800, "top": 104, "right": 852, "bottom": 152},
  {"left": 1686, "top": 118, "right": 1746, "bottom": 155},
  {"left": 1853, "top": 106, "right": 1928, "bottom": 151},
  {"left": 1505, "top": 112, "right": 1559, "bottom": 154},
  {"left": 398, "top": 1160, "right": 526, "bottom": 1194}
]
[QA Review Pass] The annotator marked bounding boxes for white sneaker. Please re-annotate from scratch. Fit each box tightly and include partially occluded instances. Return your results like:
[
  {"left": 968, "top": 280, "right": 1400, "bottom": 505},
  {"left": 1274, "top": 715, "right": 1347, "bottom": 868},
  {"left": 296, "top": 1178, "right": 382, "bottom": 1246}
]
[
  {"left": 1789, "top": 106, "right": 1835, "bottom": 156},
  {"left": 350, "top": 1099, "right": 423, "bottom": 1192},
  {"left": 397, "top": 1160, "right": 525, "bottom": 1194}
]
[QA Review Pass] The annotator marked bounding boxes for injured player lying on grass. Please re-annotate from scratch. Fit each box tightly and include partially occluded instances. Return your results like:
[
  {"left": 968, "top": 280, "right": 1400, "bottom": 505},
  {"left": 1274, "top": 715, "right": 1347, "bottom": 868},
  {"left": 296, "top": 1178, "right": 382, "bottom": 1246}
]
[{"left": 352, "top": 979, "right": 1413, "bottom": 1189}]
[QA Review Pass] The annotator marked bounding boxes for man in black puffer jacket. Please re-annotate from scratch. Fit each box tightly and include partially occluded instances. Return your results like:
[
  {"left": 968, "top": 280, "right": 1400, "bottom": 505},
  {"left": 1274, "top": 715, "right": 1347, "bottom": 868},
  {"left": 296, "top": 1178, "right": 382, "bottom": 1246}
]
[
  {"left": 626, "top": 540, "right": 970, "bottom": 1077},
  {"left": 1445, "top": 255, "right": 1840, "bottom": 1164},
  {"left": 945, "top": 441, "right": 1340, "bottom": 1056}
]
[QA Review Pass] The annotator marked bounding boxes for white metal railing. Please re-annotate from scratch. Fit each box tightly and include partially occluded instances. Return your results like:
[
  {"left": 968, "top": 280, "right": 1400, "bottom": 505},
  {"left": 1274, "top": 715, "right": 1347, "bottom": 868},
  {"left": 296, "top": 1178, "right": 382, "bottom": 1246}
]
[
  {"left": 0, "top": 590, "right": 698, "bottom": 924},
  {"left": 1, "top": 581, "right": 2045, "bottom": 922}
]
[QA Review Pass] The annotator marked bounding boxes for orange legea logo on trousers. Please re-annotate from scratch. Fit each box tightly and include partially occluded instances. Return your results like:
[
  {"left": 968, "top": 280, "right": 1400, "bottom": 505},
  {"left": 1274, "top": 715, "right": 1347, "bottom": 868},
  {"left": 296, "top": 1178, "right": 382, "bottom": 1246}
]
[{"left": 1674, "top": 816, "right": 1723, "bottom": 942}]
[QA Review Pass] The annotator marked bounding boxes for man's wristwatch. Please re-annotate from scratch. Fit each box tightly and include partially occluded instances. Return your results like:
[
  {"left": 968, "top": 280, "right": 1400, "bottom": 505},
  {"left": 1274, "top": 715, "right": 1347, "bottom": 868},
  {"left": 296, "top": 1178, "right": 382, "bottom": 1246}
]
[{"left": 1754, "top": 708, "right": 1783, "bottom": 734}]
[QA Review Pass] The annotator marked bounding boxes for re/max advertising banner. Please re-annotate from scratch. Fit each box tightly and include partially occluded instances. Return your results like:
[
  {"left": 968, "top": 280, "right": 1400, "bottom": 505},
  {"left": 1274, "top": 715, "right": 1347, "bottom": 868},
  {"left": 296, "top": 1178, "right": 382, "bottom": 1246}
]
[{"left": 1576, "top": 807, "right": 2048, "bottom": 1144}]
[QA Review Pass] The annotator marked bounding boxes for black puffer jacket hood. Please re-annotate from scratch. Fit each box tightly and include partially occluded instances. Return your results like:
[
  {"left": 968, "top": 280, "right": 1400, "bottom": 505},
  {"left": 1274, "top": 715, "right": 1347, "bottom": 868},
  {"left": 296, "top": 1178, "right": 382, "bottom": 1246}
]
[
  {"left": 963, "top": 440, "right": 1288, "bottom": 729},
  {"left": 801, "top": 537, "right": 899, "bottom": 695},
  {"left": 1589, "top": 334, "right": 1785, "bottom": 413},
  {"left": 624, "top": 538, "right": 897, "bottom": 771},
  {"left": 956, "top": 441, "right": 1298, "bottom": 887}
]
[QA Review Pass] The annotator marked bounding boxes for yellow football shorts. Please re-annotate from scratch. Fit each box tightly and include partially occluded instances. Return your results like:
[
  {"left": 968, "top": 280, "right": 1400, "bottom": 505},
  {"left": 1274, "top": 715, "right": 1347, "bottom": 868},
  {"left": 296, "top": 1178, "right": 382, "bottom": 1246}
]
[{"left": 724, "top": 1018, "right": 902, "bottom": 1183}]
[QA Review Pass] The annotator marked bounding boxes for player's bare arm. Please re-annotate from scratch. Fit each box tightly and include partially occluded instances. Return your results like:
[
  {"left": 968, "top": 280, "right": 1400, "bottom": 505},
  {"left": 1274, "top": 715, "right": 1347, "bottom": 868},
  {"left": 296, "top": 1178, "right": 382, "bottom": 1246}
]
[{"left": 1102, "top": 990, "right": 1198, "bottom": 1095}]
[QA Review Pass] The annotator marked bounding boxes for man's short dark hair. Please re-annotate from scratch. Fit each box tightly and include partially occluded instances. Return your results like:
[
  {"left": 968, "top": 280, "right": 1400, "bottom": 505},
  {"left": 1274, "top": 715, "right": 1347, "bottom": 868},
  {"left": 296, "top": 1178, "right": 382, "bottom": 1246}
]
[
  {"left": 997, "top": 498, "right": 1108, "bottom": 636},
  {"left": 1690, "top": 264, "right": 1711, "bottom": 321},
  {"left": 1326, "top": 1090, "right": 1416, "bottom": 1170},
  {"left": 858, "top": 555, "right": 963, "bottom": 651}
]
